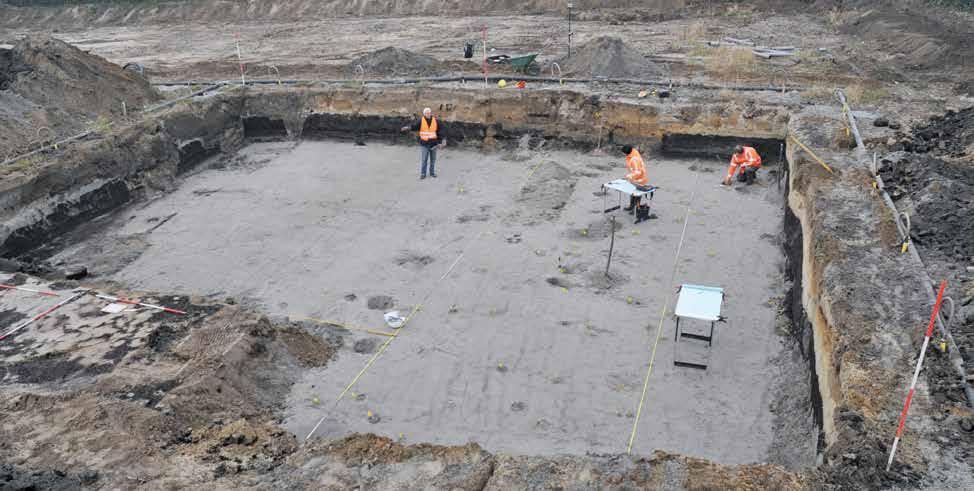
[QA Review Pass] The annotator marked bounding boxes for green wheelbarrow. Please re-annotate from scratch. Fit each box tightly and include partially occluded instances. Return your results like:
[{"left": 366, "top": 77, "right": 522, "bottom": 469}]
[{"left": 507, "top": 53, "right": 540, "bottom": 75}]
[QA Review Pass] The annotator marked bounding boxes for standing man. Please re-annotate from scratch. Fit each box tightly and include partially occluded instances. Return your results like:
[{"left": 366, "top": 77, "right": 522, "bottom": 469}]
[
  {"left": 401, "top": 107, "right": 446, "bottom": 180},
  {"left": 723, "top": 145, "right": 762, "bottom": 186}
]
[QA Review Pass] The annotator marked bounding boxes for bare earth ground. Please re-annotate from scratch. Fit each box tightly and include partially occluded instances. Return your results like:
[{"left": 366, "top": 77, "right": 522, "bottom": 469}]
[
  {"left": 43, "top": 140, "right": 814, "bottom": 466},
  {"left": 0, "top": 8, "right": 967, "bottom": 108},
  {"left": 1, "top": 1, "right": 972, "bottom": 487}
]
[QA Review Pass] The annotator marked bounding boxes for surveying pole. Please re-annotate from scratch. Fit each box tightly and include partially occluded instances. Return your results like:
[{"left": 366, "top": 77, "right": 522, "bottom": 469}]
[{"left": 567, "top": 2, "right": 574, "bottom": 57}]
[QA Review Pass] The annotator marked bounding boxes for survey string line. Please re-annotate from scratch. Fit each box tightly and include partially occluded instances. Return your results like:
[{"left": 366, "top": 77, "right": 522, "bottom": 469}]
[
  {"left": 626, "top": 171, "right": 699, "bottom": 454},
  {"left": 304, "top": 159, "right": 547, "bottom": 441}
]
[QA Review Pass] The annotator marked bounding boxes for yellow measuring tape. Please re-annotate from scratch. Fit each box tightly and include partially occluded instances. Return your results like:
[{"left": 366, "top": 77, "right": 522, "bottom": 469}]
[
  {"left": 626, "top": 171, "right": 699, "bottom": 454},
  {"left": 296, "top": 316, "right": 396, "bottom": 337},
  {"left": 788, "top": 134, "right": 835, "bottom": 175}
]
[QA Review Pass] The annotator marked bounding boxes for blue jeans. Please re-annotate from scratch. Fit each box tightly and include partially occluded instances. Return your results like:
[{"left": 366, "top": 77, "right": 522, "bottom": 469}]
[{"left": 420, "top": 145, "right": 437, "bottom": 176}]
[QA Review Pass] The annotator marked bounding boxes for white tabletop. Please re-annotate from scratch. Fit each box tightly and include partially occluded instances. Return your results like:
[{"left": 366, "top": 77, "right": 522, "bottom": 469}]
[
  {"left": 602, "top": 179, "right": 656, "bottom": 197},
  {"left": 674, "top": 284, "right": 724, "bottom": 321}
]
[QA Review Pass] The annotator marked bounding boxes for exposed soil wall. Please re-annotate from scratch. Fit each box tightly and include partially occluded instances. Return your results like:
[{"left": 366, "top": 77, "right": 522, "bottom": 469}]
[
  {"left": 0, "top": 94, "right": 243, "bottom": 258},
  {"left": 242, "top": 85, "right": 789, "bottom": 151},
  {"left": 782, "top": 110, "right": 972, "bottom": 488},
  {"left": 661, "top": 133, "right": 785, "bottom": 163},
  {"left": 783, "top": 195, "right": 827, "bottom": 455}
]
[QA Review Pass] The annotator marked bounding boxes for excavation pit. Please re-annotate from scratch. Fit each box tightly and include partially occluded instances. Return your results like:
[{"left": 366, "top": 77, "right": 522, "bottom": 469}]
[{"left": 39, "top": 138, "right": 814, "bottom": 465}]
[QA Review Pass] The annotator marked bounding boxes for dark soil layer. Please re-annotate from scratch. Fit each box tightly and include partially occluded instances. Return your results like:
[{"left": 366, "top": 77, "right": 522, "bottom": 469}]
[
  {"left": 880, "top": 152, "right": 974, "bottom": 263},
  {"left": 891, "top": 107, "right": 974, "bottom": 159},
  {"left": 0, "top": 463, "right": 86, "bottom": 490}
]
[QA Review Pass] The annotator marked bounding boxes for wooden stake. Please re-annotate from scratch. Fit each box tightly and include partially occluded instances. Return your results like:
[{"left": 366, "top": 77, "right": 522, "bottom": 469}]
[{"left": 606, "top": 215, "right": 616, "bottom": 276}]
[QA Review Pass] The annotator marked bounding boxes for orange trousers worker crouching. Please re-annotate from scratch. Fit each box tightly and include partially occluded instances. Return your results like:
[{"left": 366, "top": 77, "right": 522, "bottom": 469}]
[{"left": 723, "top": 145, "right": 762, "bottom": 186}]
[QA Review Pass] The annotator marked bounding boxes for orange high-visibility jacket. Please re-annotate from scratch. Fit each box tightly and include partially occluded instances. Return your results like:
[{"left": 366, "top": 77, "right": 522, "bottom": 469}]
[
  {"left": 420, "top": 117, "right": 438, "bottom": 141},
  {"left": 730, "top": 146, "right": 762, "bottom": 169},
  {"left": 626, "top": 149, "right": 649, "bottom": 186}
]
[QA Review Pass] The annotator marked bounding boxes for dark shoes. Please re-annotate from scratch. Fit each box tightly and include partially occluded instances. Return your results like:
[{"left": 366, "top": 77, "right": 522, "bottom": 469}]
[
  {"left": 430, "top": 173, "right": 437, "bottom": 178},
  {"left": 420, "top": 174, "right": 427, "bottom": 180},
  {"left": 634, "top": 205, "right": 652, "bottom": 223}
]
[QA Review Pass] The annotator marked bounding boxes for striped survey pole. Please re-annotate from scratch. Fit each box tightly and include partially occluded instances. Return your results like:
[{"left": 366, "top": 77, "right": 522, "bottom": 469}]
[
  {"left": 95, "top": 294, "right": 187, "bottom": 315},
  {"left": 885, "top": 280, "right": 947, "bottom": 472},
  {"left": 0, "top": 290, "right": 88, "bottom": 341},
  {"left": 235, "top": 33, "right": 246, "bottom": 86},
  {"left": 0, "top": 284, "right": 58, "bottom": 296}
]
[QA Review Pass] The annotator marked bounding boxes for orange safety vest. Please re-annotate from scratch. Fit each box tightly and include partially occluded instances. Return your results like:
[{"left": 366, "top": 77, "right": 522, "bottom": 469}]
[
  {"left": 731, "top": 146, "right": 762, "bottom": 168},
  {"left": 420, "top": 117, "right": 438, "bottom": 141},
  {"left": 626, "top": 149, "right": 649, "bottom": 186}
]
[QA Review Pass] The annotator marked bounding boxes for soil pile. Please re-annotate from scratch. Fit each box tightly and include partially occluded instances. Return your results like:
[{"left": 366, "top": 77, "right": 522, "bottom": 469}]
[
  {"left": 0, "top": 290, "right": 339, "bottom": 488},
  {"left": 556, "top": 36, "right": 661, "bottom": 79},
  {"left": 344, "top": 46, "right": 439, "bottom": 77},
  {"left": 891, "top": 107, "right": 974, "bottom": 160},
  {"left": 879, "top": 153, "right": 974, "bottom": 264},
  {"left": 0, "top": 36, "right": 159, "bottom": 155},
  {"left": 836, "top": 6, "right": 974, "bottom": 72},
  {"left": 511, "top": 161, "right": 577, "bottom": 224}
]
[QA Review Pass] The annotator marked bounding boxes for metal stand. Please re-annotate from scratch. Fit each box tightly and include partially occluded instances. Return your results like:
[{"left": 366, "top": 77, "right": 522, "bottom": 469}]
[
  {"left": 602, "top": 181, "right": 656, "bottom": 224},
  {"left": 674, "top": 317, "right": 716, "bottom": 346},
  {"left": 602, "top": 185, "right": 622, "bottom": 212}
]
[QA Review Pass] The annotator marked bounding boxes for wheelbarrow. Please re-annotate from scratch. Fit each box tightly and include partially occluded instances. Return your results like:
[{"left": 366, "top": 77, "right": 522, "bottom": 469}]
[{"left": 507, "top": 53, "right": 540, "bottom": 74}]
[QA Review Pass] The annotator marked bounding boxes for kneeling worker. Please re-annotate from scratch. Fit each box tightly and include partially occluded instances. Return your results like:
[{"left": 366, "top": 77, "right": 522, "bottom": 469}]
[
  {"left": 723, "top": 145, "right": 762, "bottom": 186},
  {"left": 622, "top": 145, "right": 653, "bottom": 223}
]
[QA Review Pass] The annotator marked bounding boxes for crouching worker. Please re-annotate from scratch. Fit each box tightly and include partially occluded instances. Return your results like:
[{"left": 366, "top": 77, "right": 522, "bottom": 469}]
[
  {"left": 622, "top": 145, "right": 654, "bottom": 223},
  {"left": 723, "top": 145, "right": 762, "bottom": 186}
]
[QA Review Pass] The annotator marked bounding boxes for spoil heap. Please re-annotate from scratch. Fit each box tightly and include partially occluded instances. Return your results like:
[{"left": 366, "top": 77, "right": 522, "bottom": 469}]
[
  {"left": 343, "top": 46, "right": 439, "bottom": 77},
  {"left": 0, "top": 36, "right": 159, "bottom": 155},
  {"left": 556, "top": 36, "right": 661, "bottom": 79}
]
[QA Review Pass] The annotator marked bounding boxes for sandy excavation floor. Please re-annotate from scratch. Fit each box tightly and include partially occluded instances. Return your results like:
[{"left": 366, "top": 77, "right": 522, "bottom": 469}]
[{"left": 44, "top": 140, "right": 812, "bottom": 465}]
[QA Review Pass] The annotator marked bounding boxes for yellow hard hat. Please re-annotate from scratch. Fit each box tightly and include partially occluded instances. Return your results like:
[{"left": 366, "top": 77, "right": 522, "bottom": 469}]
[{"left": 498, "top": 79, "right": 507, "bottom": 88}]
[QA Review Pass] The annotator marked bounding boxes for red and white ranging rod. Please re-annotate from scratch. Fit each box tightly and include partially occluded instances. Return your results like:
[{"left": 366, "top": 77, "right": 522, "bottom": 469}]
[
  {"left": 885, "top": 280, "right": 947, "bottom": 472},
  {"left": 0, "top": 290, "right": 88, "bottom": 341},
  {"left": 235, "top": 33, "right": 246, "bottom": 86},
  {"left": 95, "top": 294, "right": 187, "bottom": 315},
  {"left": 0, "top": 284, "right": 58, "bottom": 296}
]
